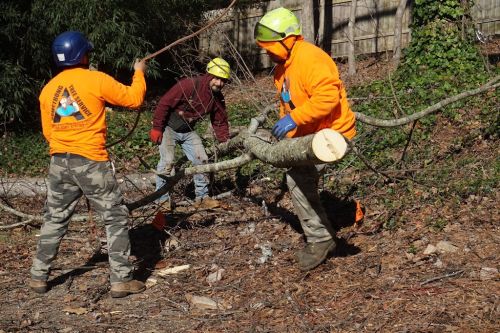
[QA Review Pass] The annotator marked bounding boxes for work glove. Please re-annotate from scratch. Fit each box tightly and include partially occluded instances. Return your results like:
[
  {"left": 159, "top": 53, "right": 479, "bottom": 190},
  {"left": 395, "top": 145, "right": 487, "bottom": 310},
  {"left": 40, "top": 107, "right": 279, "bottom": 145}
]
[
  {"left": 271, "top": 114, "right": 297, "bottom": 139},
  {"left": 149, "top": 128, "right": 163, "bottom": 144}
]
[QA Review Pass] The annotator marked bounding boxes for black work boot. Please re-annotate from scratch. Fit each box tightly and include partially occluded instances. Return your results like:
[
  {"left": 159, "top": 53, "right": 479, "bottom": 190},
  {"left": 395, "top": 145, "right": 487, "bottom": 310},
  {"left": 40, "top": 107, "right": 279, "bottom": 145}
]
[
  {"left": 28, "top": 278, "right": 48, "bottom": 294},
  {"left": 295, "top": 238, "right": 337, "bottom": 271},
  {"left": 110, "top": 280, "right": 146, "bottom": 298}
]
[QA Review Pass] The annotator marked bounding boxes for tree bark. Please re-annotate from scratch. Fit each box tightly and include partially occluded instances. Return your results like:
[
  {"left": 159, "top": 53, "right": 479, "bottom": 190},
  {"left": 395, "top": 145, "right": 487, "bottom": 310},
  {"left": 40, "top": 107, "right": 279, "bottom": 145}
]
[
  {"left": 317, "top": 0, "right": 325, "bottom": 47},
  {"left": 393, "top": 0, "right": 408, "bottom": 67},
  {"left": 301, "top": 1, "right": 315, "bottom": 43},
  {"left": 348, "top": 0, "right": 358, "bottom": 75},
  {"left": 243, "top": 129, "right": 347, "bottom": 167}
]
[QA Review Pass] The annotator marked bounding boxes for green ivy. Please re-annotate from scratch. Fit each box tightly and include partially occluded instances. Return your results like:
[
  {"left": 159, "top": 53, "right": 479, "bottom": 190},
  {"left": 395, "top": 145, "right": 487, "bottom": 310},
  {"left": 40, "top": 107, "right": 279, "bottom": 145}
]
[
  {"left": 398, "top": 0, "right": 485, "bottom": 96},
  {"left": 413, "top": 0, "right": 467, "bottom": 25},
  {"left": 348, "top": 0, "right": 498, "bottom": 184}
]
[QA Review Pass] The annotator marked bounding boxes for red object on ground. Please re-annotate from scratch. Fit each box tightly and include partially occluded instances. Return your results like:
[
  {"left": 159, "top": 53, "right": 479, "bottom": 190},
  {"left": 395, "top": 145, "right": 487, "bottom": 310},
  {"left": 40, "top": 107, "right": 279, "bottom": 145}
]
[{"left": 152, "top": 212, "right": 167, "bottom": 231}]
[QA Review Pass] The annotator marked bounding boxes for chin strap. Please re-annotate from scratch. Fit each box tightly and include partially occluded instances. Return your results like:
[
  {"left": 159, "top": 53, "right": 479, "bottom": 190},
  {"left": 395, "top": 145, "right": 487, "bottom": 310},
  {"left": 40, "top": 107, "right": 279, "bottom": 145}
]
[{"left": 279, "top": 38, "right": 297, "bottom": 60}]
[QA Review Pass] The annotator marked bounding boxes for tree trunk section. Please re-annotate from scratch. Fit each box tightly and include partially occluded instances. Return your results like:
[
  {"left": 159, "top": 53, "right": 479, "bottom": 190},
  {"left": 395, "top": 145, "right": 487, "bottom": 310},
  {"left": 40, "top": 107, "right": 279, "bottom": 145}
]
[
  {"left": 301, "top": 1, "right": 315, "bottom": 43},
  {"left": 318, "top": 0, "right": 325, "bottom": 47},
  {"left": 243, "top": 129, "right": 347, "bottom": 167},
  {"left": 348, "top": 0, "right": 358, "bottom": 75},
  {"left": 393, "top": 0, "right": 408, "bottom": 66}
]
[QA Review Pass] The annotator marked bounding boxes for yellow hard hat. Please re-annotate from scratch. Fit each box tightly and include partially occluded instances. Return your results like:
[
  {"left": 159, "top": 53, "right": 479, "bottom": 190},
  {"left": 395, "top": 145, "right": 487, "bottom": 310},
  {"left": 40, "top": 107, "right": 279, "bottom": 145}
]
[
  {"left": 206, "top": 57, "right": 230, "bottom": 79},
  {"left": 254, "top": 7, "right": 302, "bottom": 42}
]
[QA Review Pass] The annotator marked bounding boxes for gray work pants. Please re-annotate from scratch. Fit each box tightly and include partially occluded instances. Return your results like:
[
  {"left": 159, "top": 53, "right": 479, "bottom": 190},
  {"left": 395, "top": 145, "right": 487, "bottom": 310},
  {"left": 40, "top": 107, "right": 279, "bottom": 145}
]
[
  {"left": 30, "top": 154, "right": 133, "bottom": 283},
  {"left": 286, "top": 164, "right": 335, "bottom": 243}
]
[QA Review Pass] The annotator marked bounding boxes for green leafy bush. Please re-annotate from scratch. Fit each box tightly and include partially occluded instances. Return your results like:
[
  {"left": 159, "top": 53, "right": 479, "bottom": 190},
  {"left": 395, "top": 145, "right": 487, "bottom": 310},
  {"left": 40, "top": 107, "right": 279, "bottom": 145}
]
[{"left": 0, "top": 62, "right": 36, "bottom": 125}]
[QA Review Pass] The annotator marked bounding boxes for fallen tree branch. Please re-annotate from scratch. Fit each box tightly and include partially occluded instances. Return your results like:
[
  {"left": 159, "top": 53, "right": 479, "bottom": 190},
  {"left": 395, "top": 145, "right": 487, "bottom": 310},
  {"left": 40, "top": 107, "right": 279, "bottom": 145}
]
[
  {"left": 356, "top": 77, "right": 500, "bottom": 127},
  {"left": 0, "top": 200, "right": 43, "bottom": 221},
  {"left": 0, "top": 219, "right": 35, "bottom": 230},
  {"left": 127, "top": 153, "right": 254, "bottom": 211},
  {"left": 128, "top": 127, "right": 348, "bottom": 210},
  {"left": 420, "top": 270, "right": 464, "bottom": 286},
  {"left": 215, "top": 104, "right": 276, "bottom": 155},
  {"left": 8, "top": 76, "right": 497, "bottom": 219},
  {"left": 0, "top": 200, "right": 92, "bottom": 227}
]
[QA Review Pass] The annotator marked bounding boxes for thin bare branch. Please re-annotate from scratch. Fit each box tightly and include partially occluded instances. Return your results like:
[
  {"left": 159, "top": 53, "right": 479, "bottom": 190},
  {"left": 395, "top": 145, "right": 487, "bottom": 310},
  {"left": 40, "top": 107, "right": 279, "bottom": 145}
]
[
  {"left": 0, "top": 219, "right": 35, "bottom": 230},
  {"left": 107, "top": 0, "right": 238, "bottom": 150},
  {"left": 127, "top": 153, "right": 254, "bottom": 211},
  {"left": 356, "top": 78, "right": 500, "bottom": 127},
  {"left": 0, "top": 199, "right": 91, "bottom": 225},
  {"left": 420, "top": 270, "right": 465, "bottom": 286},
  {"left": 142, "top": 0, "right": 238, "bottom": 61},
  {"left": 0, "top": 200, "right": 42, "bottom": 221}
]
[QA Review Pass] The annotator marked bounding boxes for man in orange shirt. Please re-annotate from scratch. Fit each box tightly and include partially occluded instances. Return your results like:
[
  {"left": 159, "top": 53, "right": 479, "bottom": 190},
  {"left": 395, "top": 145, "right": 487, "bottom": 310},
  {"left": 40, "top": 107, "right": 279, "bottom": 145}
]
[
  {"left": 255, "top": 8, "right": 357, "bottom": 270},
  {"left": 29, "top": 31, "right": 147, "bottom": 298}
]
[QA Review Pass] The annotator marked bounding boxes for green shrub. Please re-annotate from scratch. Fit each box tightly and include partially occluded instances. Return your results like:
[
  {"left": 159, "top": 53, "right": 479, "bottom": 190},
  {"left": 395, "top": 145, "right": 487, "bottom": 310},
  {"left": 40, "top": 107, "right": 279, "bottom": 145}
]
[
  {"left": 0, "top": 62, "right": 37, "bottom": 125},
  {"left": 0, "top": 132, "right": 48, "bottom": 176}
]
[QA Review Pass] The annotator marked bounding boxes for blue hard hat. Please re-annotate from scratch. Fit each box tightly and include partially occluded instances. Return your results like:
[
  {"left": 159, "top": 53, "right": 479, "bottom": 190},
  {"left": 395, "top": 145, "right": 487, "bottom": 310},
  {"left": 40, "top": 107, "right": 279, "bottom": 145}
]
[{"left": 52, "top": 31, "right": 93, "bottom": 67}]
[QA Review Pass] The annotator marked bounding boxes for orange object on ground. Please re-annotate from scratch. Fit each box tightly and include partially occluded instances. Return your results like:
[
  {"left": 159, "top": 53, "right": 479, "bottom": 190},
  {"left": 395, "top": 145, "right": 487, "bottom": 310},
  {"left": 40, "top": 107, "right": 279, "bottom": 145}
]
[
  {"left": 151, "top": 212, "right": 167, "bottom": 231},
  {"left": 354, "top": 200, "right": 365, "bottom": 226}
]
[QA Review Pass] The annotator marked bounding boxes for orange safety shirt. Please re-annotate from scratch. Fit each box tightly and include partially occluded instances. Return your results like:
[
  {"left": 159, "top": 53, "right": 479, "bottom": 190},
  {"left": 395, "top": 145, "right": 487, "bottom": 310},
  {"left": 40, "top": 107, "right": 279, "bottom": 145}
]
[
  {"left": 271, "top": 38, "right": 356, "bottom": 139},
  {"left": 39, "top": 68, "right": 146, "bottom": 161}
]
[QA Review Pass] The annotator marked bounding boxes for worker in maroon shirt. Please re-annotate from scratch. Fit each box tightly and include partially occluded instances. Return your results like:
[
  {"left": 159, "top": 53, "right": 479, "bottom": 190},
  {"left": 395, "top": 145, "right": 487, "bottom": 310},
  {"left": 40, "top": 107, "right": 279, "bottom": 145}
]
[{"left": 149, "top": 58, "right": 230, "bottom": 209}]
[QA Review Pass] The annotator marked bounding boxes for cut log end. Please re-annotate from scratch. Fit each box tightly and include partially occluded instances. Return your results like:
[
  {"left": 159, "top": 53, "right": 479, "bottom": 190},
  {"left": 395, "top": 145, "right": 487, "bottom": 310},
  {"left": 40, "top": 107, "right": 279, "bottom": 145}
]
[{"left": 312, "top": 129, "right": 347, "bottom": 162}]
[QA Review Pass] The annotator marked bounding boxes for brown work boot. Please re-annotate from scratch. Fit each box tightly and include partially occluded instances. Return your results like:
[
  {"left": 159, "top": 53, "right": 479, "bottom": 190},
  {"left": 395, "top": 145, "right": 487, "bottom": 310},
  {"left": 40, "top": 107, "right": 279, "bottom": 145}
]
[
  {"left": 28, "top": 278, "right": 48, "bottom": 294},
  {"left": 295, "top": 238, "right": 337, "bottom": 271},
  {"left": 158, "top": 200, "right": 174, "bottom": 212},
  {"left": 194, "top": 197, "right": 220, "bottom": 209},
  {"left": 110, "top": 280, "right": 146, "bottom": 298}
]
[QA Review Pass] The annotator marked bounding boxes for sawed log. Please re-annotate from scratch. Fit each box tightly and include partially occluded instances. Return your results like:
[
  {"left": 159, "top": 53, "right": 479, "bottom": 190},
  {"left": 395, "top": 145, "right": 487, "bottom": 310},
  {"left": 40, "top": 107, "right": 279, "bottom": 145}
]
[{"left": 244, "top": 128, "right": 347, "bottom": 167}]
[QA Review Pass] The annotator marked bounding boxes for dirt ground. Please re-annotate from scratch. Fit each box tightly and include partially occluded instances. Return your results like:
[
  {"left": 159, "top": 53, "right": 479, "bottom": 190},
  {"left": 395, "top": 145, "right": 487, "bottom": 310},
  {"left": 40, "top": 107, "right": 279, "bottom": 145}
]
[{"left": 1, "top": 44, "right": 499, "bottom": 332}]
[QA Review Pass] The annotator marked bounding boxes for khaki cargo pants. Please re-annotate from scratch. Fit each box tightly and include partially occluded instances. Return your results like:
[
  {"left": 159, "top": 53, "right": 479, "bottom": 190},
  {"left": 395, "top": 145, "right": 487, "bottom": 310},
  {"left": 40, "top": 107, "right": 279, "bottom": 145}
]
[
  {"left": 30, "top": 153, "right": 133, "bottom": 283},
  {"left": 286, "top": 164, "right": 335, "bottom": 243}
]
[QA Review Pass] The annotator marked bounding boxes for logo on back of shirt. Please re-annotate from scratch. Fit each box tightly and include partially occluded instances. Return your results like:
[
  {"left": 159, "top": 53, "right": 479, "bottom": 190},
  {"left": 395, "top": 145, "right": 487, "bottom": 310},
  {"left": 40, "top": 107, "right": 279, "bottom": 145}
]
[{"left": 53, "top": 88, "right": 84, "bottom": 123}]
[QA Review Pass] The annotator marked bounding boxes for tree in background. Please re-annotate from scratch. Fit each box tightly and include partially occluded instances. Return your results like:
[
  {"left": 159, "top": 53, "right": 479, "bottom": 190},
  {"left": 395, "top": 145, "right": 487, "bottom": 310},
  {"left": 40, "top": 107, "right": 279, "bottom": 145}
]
[
  {"left": 0, "top": 0, "right": 35, "bottom": 131},
  {"left": 0, "top": 0, "right": 215, "bottom": 132}
]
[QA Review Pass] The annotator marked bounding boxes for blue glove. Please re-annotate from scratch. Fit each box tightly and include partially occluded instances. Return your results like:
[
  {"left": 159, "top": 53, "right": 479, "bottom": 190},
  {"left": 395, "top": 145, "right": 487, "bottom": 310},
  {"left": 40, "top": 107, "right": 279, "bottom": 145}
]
[{"left": 272, "top": 114, "right": 297, "bottom": 139}]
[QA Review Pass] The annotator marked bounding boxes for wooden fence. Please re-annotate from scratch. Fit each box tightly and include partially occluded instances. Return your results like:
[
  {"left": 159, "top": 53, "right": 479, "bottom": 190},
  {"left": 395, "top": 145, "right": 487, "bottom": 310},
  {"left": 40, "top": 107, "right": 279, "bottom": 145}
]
[{"left": 199, "top": 0, "right": 500, "bottom": 69}]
